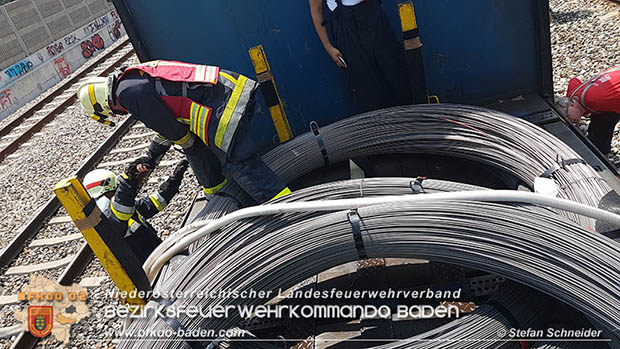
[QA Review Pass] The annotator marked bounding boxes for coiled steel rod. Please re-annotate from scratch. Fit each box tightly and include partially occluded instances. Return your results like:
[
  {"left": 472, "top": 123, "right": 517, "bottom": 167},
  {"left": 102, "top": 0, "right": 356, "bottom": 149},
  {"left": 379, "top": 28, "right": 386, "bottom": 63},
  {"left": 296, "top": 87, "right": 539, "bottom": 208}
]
[
  {"left": 119, "top": 179, "right": 620, "bottom": 349},
  {"left": 191, "top": 104, "right": 613, "bottom": 255},
  {"left": 124, "top": 105, "right": 619, "bottom": 348},
  {"left": 145, "top": 190, "right": 620, "bottom": 280}
]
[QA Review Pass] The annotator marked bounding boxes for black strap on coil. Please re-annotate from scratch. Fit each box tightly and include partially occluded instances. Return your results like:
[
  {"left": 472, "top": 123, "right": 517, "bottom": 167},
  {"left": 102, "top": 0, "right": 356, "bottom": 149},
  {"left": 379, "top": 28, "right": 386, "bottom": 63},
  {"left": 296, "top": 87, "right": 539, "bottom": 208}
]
[
  {"left": 411, "top": 176, "right": 427, "bottom": 194},
  {"left": 541, "top": 157, "right": 587, "bottom": 178},
  {"left": 152, "top": 297, "right": 204, "bottom": 349},
  {"left": 310, "top": 121, "right": 330, "bottom": 165},
  {"left": 486, "top": 300, "right": 522, "bottom": 334},
  {"left": 348, "top": 209, "right": 368, "bottom": 259}
]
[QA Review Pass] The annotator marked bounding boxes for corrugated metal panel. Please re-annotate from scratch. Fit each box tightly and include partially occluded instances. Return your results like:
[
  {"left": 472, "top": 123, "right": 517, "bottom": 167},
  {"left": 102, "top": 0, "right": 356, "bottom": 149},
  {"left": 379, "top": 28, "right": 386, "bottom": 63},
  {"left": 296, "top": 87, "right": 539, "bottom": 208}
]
[
  {"left": 36, "top": 0, "right": 63, "bottom": 18},
  {"left": 86, "top": 0, "right": 107, "bottom": 17},
  {"left": 46, "top": 13, "right": 74, "bottom": 40},
  {"left": 62, "top": 0, "right": 86, "bottom": 8},
  {"left": 0, "top": 11, "right": 14, "bottom": 38},
  {"left": 0, "top": 38, "right": 26, "bottom": 69},
  {"left": 20, "top": 25, "right": 51, "bottom": 52},
  {"left": 67, "top": 4, "right": 91, "bottom": 27},
  {"left": 3, "top": 0, "right": 28, "bottom": 12},
  {"left": 5, "top": 0, "right": 41, "bottom": 31}
]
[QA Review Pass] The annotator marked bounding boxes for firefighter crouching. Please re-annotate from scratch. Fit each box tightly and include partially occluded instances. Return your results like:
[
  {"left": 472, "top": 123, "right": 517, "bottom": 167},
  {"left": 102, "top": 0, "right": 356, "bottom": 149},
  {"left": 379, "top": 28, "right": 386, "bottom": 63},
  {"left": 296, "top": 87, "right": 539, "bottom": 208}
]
[
  {"left": 83, "top": 158, "right": 188, "bottom": 263},
  {"left": 556, "top": 66, "right": 620, "bottom": 155},
  {"left": 77, "top": 60, "right": 291, "bottom": 204}
]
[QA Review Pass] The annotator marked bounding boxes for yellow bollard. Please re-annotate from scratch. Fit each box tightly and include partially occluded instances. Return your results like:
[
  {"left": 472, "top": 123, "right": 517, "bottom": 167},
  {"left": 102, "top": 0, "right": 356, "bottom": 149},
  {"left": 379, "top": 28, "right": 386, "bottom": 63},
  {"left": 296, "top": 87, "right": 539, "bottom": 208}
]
[{"left": 53, "top": 177, "right": 150, "bottom": 306}]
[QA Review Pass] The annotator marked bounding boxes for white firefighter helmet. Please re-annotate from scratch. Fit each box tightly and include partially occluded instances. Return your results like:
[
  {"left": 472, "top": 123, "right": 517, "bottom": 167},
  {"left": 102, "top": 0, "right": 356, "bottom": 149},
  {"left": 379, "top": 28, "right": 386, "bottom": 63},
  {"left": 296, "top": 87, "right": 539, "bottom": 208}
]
[
  {"left": 83, "top": 169, "right": 117, "bottom": 199},
  {"left": 76, "top": 77, "right": 115, "bottom": 126}
]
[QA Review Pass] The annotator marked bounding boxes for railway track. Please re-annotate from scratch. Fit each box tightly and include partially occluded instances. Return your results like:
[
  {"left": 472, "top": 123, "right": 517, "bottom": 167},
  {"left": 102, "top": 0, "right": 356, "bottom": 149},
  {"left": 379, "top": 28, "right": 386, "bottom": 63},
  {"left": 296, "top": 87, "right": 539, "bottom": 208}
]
[
  {"left": 0, "top": 37, "right": 133, "bottom": 163},
  {"left": 0, "top": 37, "right": 171, "bottom": 348},
  {"left": 3, "top": 118, "right": 181, "bottom": 348},
  {"left": 0, "top": 32, "right": 197, "bottom": 348},
  {"left": 0, "top": 116, "right": 187, "bottom": 348},
  {"left": 0, "top": 106, "right": 191, "bottom": 348}
]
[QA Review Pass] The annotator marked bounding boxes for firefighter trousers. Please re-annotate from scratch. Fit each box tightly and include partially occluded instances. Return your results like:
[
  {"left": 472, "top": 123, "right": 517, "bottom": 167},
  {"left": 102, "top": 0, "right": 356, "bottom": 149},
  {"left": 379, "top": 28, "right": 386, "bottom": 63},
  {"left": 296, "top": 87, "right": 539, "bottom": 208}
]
[
  {"left": 588, "top": 111, "right": 620, "bottom": 155},
  {"left": 326, "top": 0, "right": 412, "bottom": 113},
  {"left": 132, "top": 102, "right": 287, "bottom": 204}
]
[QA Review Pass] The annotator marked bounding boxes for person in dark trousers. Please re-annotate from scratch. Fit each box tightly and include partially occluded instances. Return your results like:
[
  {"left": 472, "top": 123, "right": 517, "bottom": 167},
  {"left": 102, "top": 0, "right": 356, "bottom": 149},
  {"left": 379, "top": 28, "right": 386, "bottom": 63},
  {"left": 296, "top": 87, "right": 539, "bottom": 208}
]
[
  {"left": 556, "top": 66, "right": 620, "bottom": 155},
  {"left": 83, "top": 158, "right": 188, "bottom": 264},
  {"left": 309, "top": 0, "right": 412, "bottom": 113},
  {"left": 77, "top": 60, "right": 291, "bottom": 204}
]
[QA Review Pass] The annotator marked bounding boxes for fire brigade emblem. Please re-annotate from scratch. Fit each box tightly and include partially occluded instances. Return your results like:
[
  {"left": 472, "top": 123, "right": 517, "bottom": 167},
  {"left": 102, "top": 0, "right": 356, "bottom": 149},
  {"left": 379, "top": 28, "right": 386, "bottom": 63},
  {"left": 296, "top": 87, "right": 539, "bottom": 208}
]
[{"left": 27, "top": 306, "right": 53, "bottom": 338}]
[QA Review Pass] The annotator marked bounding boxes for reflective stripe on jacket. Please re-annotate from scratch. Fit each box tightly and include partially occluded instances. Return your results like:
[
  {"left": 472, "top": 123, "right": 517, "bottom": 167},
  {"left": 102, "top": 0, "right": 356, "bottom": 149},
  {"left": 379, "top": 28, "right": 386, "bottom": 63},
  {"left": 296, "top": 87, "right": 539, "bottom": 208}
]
[
  {"left": 118, "top": 61, "right": 258, "bottom": 153},
  {"left": 127, "top": 60, "right": 219, "bottom": 84}
]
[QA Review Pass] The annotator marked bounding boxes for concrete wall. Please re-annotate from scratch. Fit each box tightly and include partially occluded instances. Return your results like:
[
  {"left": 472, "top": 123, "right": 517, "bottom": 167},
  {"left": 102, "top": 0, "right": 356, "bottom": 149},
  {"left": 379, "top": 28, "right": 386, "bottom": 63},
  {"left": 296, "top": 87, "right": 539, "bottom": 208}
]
[{"left": 0, "top": 1, "right": 126, "bottom": 120}]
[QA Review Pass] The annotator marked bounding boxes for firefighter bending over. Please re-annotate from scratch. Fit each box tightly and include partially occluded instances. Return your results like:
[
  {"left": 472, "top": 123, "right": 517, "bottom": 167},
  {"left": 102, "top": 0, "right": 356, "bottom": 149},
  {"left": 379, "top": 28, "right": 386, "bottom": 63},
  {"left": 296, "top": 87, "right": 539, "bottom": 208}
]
[
  {"left": 77, "top": 60, "right": 291, "bottom": 204},
  {"left": 83, "top": 158, "right": 188, "bottom": 263},
  {"left": 556, "top": 66, "right": 620, "bottom": 155}
]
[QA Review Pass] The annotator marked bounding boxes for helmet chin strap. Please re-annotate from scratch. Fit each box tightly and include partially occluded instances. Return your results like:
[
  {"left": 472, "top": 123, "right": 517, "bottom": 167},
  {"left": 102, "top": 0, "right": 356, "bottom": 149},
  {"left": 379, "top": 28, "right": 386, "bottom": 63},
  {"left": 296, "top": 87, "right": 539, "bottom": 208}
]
[
  {"left": 90, "top": 112, "right": 116, "bottom": 127},
  {"left": 107, "top": 74, "right": 129, "bottom": 116}
]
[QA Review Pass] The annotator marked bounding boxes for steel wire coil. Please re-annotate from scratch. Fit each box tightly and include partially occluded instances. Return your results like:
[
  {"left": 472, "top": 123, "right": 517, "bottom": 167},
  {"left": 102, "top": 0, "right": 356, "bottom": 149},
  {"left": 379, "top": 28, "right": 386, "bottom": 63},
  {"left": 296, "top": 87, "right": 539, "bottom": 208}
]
[
  {"left": 531, "top": 341, "right": 606, "bottom": 349},
  {"left": 191, "top": 104, "right": 613, "bottom": 255},
  {"left": 126, "top": 105, "right": 618, "bottom": 348},
  {"left": 213, "top": 282, "right": 602, "bottom": 349},
  {"left": 119, "top": 179, "right": 620, "bottom": 349}
]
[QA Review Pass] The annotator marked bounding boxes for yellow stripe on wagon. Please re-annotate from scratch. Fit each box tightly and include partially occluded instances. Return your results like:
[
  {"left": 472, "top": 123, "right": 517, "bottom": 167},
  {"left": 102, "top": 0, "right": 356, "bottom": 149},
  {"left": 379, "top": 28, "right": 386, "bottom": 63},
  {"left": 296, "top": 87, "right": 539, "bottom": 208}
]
[
  {"left": 398, "top": 1, "right": 418, "bottom": 32},
  {"left": 248, "top": 45, "right": 293, "bottom": 143}
]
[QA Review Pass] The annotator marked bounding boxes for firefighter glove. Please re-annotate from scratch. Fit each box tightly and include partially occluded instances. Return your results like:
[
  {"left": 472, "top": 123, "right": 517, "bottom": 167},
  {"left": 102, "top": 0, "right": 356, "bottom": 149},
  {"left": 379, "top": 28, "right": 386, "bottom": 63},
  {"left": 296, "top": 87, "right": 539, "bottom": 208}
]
[
  {"left": 159, "top": 159, "right": 189, "bottom": 202},
  {"left": 123, "top": 157, "right": 151, "bottom": 185}
]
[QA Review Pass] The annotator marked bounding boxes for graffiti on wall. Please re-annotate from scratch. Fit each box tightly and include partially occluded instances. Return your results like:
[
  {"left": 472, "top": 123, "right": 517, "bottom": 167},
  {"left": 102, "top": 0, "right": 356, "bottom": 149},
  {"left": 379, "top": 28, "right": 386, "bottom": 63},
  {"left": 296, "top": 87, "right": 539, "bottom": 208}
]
[
  {"left": 44, "top": 13, "right": 113, "bottom": 59},
  {"left": 54, "top": 57, "right": 71, "bottom": 78},
  {"left": 0, "top": 55, "right": 43, "bottom": 89},
  {"left": 0, "top": 89, "right": 13, "bottom": 111},
  {"left": 108, "top": 20, "right": 122, "bottom": 41},
  {"left": 46, "top": 42, "right": 64, "bottom": 57},
  {"left": 81, "top": 34, "right": 105, "bottom": 58},
  {"left": 63, "top": 34, "right": 79, "bottom": 47},
  {"left": 83, "top": 16, "right": 110, "bottom": 35},
  {"left": 4, "top": 60, "right": 34, "bottom": 79}
]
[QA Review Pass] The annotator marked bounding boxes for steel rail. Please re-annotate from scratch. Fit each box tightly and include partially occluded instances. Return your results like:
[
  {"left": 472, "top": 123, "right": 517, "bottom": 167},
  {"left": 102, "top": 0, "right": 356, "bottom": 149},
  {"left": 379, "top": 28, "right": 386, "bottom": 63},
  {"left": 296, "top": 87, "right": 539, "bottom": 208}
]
[
  {"left": 10, "top": 243, "right": 94, "bottom": 349},
  {"left": 2, "top": 116, "right": 136, "bottom": 349},
  {"left": 7, "top": 113, "right": 135, "bottom": 349},
  {"left": 0, "top": 37, "right": 133, "bottom": 162},
  {"left": 0, "top": 116, "right": 135, "bottom": 269},
  {"left": 0, "top": 36, "right": 130, "bottom": 139}
]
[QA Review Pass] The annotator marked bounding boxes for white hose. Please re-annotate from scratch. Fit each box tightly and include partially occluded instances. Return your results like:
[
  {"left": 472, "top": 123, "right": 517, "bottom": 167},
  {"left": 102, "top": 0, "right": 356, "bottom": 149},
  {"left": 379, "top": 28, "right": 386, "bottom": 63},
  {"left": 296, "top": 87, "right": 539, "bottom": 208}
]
[
  {"left": 0, "top": 325, "right": 22, "bottom": 339},
  {"left": 144, "top": 190, "right": 620, "bottom": 282},
  {"left": 144, "top": 219, "right": 214, "bottom": 279}
]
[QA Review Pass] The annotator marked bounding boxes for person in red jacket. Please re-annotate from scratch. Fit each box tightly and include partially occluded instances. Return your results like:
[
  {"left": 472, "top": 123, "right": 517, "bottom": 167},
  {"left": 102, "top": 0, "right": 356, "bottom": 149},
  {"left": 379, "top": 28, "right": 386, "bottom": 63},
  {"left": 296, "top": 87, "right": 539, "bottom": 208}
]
[{"left": 557, "top": 66, "right": 620, "bottom": 154}]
